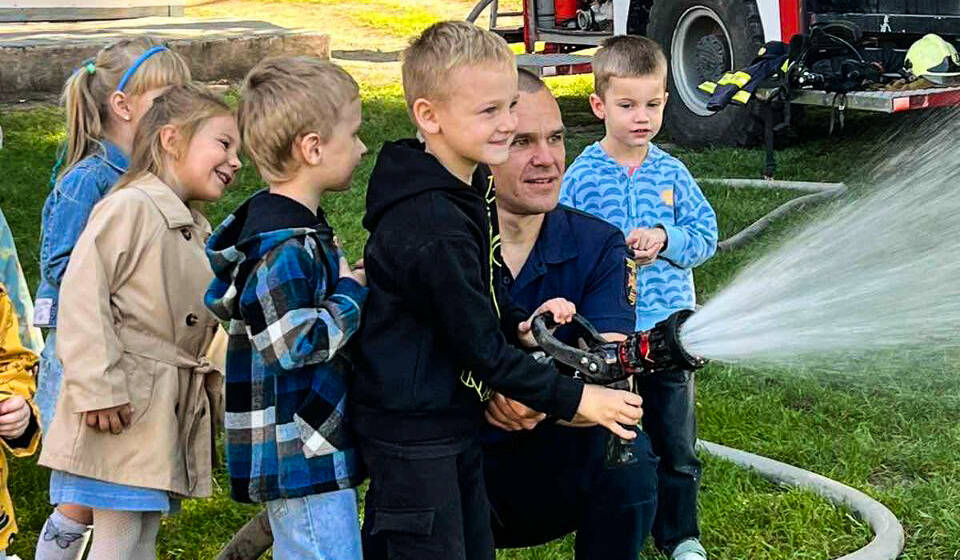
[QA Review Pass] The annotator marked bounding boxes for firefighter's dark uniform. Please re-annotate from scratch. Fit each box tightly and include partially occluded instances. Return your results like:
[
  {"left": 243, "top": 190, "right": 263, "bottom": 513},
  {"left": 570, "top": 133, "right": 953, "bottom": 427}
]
[{"left": 483, "top": 205, "right": 659, "bottom": 560}]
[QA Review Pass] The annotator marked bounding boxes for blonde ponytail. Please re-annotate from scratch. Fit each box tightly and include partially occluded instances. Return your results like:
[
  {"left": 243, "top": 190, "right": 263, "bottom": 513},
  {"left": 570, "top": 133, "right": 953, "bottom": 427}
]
[
  {"left": 55, "top": 37, "right": 191, "bottom": 182},
  {"left": 58, "top": 62, "right": 104, "bottom": 182}
]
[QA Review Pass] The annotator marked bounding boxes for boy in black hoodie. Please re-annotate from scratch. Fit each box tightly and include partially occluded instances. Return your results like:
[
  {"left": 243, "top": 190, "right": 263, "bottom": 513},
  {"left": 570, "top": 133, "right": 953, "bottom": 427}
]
[{"left": 353, "top": 21, "right": 645, "bottom": 560}]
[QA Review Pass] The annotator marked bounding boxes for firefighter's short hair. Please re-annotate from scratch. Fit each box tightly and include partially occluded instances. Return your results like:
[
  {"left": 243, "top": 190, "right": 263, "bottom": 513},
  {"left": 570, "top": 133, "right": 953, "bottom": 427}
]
[
  {"left": 238, "top": 56, "right": 359, "bottom": 183},
  {"left": 518, "top": 67, "right": 547, "bottom": 93},
  {"left": 402, "top": 21, "right": 516, "bottom": 113},
  {"left": 593, "top": 35, "right": 668, "bottom": 99}
]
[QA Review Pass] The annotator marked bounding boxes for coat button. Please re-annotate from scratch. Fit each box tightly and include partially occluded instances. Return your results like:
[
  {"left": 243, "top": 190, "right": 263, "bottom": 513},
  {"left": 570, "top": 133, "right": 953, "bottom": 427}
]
[
  {"left": 186, "top": 313, "right": 199, "bottom": 326},
  {"left": 180, "top": 228, "right": 192, "bottom": 241}
]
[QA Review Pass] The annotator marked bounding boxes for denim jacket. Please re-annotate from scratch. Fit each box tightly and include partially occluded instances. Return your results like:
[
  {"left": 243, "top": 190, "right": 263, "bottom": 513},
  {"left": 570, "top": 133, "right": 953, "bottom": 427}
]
[{"left": 34, "top": 141, "right": 128, "bottom": 328}]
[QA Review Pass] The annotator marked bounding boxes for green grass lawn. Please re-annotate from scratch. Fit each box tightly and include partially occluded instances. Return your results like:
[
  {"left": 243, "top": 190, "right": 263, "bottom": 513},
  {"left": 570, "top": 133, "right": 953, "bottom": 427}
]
[
  {"left": 4, "top": 76, "right": 958, "bottom": 559},
  {"left": 1, "top": 1, "right": 958, "bottom": 557}
]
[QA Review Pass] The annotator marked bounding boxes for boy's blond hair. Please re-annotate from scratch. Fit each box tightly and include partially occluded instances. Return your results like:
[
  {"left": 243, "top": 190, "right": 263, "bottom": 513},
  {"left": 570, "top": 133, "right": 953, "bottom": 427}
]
[
  {"left": 402, "top": 21, "right": 515, "bottom": 112},
  {"left": 239, "top": 56, "right": 359, "bottom": 183},
  {"left": 593, "top": 35, "right": 668, "bottom": 99}
]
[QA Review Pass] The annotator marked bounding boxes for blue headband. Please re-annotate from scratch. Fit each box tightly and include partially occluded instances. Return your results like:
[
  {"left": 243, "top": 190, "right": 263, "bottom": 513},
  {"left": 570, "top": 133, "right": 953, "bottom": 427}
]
[{"left": 116, "top": 45, "right": 169, "bottom": 92}]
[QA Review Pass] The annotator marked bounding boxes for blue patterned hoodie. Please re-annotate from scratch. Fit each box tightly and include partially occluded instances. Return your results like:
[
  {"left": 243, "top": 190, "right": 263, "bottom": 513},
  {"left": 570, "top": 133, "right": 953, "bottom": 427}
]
[
  {"left": 205, "top": 191, "right": 367, "bottom": 503},
  {"left": 560, "top": 142, "right": 717, "bottom": 331}
]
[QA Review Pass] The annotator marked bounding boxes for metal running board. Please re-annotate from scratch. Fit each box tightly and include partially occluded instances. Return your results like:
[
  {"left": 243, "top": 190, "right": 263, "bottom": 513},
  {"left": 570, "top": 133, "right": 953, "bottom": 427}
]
[
  {"left": 515, "top": 53, "right": 593, "bottom": 77},
  {"left": 784, "top": 86, "right": 960, "bottom": 113}
]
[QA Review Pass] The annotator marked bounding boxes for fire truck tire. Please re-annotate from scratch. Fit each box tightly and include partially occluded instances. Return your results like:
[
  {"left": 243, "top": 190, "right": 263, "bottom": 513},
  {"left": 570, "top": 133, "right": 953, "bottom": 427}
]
[{"left": 648, "top": 0, "right": 766, "bottom": 146}]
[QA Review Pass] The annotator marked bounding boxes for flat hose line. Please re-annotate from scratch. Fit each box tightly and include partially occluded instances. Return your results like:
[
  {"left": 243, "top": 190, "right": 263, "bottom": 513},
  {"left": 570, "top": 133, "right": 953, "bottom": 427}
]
[
  {"left": 698, "top": 440, "right": 905, "bottom": 560},
  {"left": 701, "top": 178, "right": 848, "bottom": 251}
]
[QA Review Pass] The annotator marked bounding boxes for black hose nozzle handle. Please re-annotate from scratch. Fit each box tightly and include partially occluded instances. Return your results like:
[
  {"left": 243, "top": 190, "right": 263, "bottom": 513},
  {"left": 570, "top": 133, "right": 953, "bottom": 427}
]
[
  {"left": 531, "top": 313, "right": 624, "bottom": 384},
  {"left": 532, "top": 310, "right": 707, "bottom": 382}
]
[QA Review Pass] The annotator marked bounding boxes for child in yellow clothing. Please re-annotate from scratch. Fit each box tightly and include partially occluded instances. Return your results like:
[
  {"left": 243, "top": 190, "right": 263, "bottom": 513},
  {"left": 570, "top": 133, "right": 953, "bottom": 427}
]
[{"left": 0, "top": 284, "right": 42, "bottom": 559}]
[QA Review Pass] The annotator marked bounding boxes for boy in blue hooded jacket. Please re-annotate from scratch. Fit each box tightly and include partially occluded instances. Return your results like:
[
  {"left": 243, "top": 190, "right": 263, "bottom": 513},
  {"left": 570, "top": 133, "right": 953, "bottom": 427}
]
[{"left": 560, "top": 36, "right": 718, "bottom": 560}]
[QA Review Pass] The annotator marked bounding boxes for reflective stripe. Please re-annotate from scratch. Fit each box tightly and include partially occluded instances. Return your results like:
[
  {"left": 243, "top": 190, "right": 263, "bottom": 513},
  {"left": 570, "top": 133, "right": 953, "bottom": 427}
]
[
  {"left": 718, "top": 71, "right": 752, "bottom": 88},
  {"left": 698, "top": 81, "right": 718, "bottom": 94},
  {"left": 732, "top": 90, "right": 752, "bottom": 104}
]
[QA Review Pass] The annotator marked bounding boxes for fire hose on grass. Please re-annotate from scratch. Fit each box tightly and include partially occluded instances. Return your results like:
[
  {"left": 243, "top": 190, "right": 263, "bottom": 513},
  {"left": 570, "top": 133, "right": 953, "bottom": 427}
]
[
  {"left": 531, "top": 310, "right": 904, "bottom": 560},
  {"left": 217, "top": 179, "right": 904, "bottom": 560}
]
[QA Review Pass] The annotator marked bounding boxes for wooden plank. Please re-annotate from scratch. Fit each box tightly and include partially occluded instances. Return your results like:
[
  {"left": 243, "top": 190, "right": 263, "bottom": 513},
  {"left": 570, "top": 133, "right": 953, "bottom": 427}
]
[{"left": 0, "top": 18, "right": 329, "bottom": 93}]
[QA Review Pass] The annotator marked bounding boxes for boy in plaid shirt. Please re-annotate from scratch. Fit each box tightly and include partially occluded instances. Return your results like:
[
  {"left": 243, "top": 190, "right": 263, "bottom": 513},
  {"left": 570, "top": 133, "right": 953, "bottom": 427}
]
[{"left": 204, "top": 57, "right": 368, "bottom": 559}]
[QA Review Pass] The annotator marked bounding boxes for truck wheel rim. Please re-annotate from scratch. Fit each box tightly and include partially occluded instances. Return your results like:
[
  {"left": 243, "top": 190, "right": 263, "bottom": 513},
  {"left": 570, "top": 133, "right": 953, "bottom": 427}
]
[{"left": 672, "top": 6, "right": 734, "bottom": 117}]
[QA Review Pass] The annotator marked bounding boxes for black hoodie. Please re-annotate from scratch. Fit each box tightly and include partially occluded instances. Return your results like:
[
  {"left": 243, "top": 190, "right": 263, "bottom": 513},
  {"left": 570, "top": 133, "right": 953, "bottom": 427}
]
[{"left": 351, "top": 139, "right": 584, "bottom": 443}]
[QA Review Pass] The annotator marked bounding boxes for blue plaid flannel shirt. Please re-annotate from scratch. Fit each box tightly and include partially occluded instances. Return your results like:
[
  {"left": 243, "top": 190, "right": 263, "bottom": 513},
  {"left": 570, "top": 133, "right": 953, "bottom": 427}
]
[{"left": 205, "top": 207, "right": 366, "bottom": 503}]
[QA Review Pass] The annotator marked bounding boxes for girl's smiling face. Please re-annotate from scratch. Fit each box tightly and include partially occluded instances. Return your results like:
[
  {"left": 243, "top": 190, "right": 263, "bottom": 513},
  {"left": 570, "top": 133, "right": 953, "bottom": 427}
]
[{"left": 168, "top": 114, "right": 242, "bottom": 202}]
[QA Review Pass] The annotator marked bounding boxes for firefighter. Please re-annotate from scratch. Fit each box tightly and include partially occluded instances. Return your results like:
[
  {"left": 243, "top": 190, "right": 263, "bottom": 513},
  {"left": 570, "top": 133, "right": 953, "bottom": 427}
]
[{"left": 482, "top": 68, "right": 658, "bottom": 560}]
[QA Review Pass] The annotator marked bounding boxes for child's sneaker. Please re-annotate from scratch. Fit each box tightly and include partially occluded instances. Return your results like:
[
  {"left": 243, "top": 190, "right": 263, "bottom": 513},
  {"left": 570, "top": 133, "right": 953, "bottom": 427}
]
[{"left": 672, "top": 538, "right": 707, "bottom": 560}]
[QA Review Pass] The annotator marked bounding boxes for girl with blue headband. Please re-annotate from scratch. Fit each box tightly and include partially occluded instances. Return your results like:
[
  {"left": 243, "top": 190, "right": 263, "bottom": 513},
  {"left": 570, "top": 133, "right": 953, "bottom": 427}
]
[{"left": 33, "top": 37, "right": 190, "bottom": 560}]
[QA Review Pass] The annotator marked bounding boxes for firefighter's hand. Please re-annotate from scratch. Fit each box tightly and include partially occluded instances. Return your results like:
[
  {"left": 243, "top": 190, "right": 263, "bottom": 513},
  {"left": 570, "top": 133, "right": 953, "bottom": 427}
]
[
  {"left": 0, "top": 396, "right": 31, "bottom": 439},
  {"left": 626, "top": 227, "right": 666, "bottom": 266},
  {"left": 574, "top": 384, "right": 643, "bottom": 440},
  {"left": 484, "top": 393, "right": 545, "bottom": 431},
  {"left": 85, "top": 404, "right": 134, "bottom": 435},
  {"left": 518, "top": 298, "right": 576, "bottom": 348}
]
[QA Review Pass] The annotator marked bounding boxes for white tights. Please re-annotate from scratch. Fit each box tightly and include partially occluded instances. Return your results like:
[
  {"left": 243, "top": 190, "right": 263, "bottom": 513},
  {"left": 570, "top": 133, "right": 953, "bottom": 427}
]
[{"left": 87, "top": 510, "right": 161, "bottom": 560}]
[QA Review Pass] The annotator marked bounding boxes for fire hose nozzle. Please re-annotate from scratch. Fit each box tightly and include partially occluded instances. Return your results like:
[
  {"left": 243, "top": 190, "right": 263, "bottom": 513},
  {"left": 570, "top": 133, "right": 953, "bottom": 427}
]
[
  {"left": 531, "top": 310, "right": 707, "bottom": 383},
  {"left": 626, "top": 309, "right": 707, "bottom": 375}
]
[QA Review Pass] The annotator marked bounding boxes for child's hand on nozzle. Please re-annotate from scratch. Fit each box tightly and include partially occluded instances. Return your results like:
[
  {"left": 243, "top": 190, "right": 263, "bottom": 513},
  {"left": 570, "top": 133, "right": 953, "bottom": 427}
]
[
  {"left": 352, "top": 258, "right": 366, "bottom": 287},
  {"left": 518, "top": 298, "right": 576, "bottom": 348},
  {"left": 85, "top": 404, "right": 134, "bottom": 435},
  {"left": 574, "top": 384, "right": 643, "bottom": 440},
  {"left": 339, "top": 255, "right": 367, "bottom": 287},
  {"left": 0, "top": 396, "right": 32, "bottom": 439},
  {"left": 626, "top": 227, "right": 667, "bottom": 266}
]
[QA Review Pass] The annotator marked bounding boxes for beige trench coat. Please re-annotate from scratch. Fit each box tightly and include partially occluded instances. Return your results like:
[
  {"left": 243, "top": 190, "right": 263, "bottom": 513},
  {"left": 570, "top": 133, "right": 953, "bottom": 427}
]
[{"left": 39, "top": 173, "right": 223, "bottom": 498}]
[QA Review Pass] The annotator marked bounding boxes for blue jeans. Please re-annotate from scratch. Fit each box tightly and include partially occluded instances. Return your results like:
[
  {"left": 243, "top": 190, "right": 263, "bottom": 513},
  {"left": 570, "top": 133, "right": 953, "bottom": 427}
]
[
  {"left": 36, "top": 330, "right": 62, "bottom": 434},
  {"left": 266, "top": 488, "right": 362, "bottom": 560},
  {"left": 637, "top": 368, "right": 702, "bottom": 553}
]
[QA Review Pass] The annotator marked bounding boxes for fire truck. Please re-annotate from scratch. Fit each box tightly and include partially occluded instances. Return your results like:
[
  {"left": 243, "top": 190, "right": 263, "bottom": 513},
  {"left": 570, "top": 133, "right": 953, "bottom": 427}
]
[{"left": 468, "top": 0, "right": 960, "bottom": 147}]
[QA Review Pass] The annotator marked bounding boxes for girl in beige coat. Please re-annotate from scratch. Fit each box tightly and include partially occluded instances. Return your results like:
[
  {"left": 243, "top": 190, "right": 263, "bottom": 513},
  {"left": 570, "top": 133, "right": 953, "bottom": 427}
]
[{"left": 39, "top": 83, "right": 241, "bottom": 560}]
